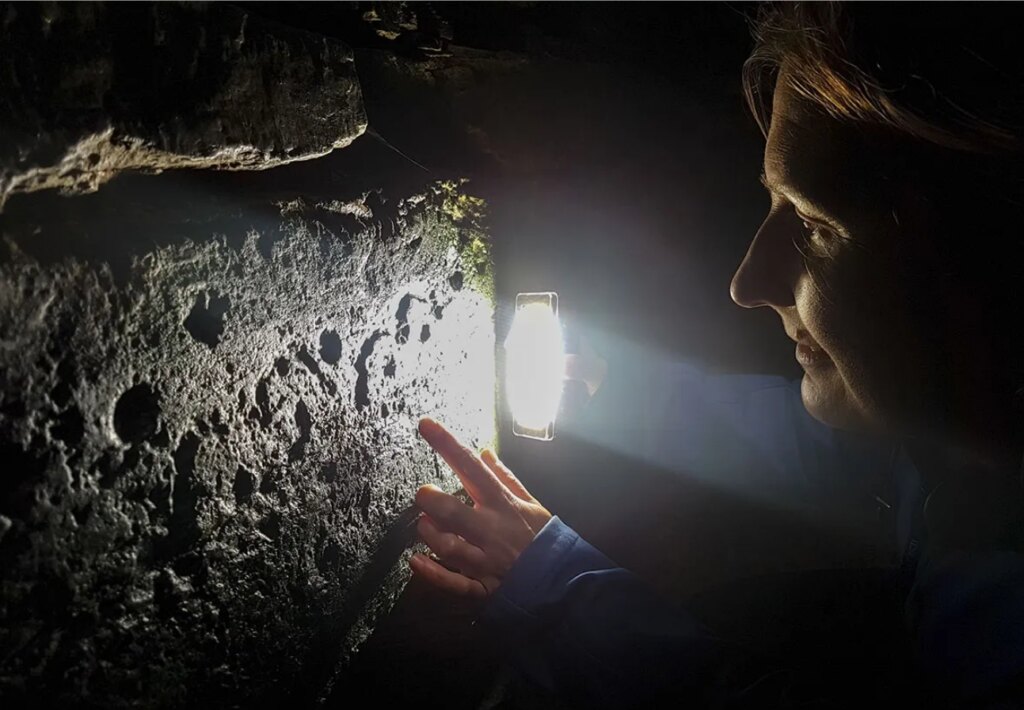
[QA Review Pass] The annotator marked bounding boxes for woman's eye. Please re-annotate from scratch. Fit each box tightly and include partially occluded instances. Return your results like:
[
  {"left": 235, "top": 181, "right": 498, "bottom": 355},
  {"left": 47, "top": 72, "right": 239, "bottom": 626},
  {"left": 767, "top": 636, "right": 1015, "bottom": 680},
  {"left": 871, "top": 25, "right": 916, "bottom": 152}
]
[
  {"left": 799, "top": 218, "right": 830, "bottom": 243},
  {"left": 793, "top": 215, "right": 843, "bottom": 258}
]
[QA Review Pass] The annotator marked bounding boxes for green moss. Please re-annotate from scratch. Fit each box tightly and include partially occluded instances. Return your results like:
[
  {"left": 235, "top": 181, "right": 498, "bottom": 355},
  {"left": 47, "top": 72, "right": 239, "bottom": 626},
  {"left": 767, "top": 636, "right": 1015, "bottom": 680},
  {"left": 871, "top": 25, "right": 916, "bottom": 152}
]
[
  {"left": 430, "top": 180, "right": 494, "bottom": 306},
  {"left": 437, "top": 179, "right": 486, "bottom": 225}
]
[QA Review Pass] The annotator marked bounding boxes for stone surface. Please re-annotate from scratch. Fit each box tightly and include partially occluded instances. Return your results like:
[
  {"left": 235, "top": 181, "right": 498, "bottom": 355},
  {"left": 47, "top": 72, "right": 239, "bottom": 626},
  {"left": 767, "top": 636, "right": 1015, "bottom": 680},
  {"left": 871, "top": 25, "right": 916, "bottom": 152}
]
[
  {"left": 0, "top": 2, "right": 367, "bottom": 208},
  {"left": 0, "top": 178, "right": 495, "bottom": 707}
]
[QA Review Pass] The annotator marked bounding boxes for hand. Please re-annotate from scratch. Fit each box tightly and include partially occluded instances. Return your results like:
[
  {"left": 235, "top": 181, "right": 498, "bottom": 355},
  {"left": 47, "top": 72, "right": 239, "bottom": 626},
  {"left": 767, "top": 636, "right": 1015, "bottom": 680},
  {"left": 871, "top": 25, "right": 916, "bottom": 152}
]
[
  {"left": 411, "top": 418, "right": 552, "bottom": 598},
  {"left": 565, "top": 335, "right": 608, "bottom": 398}
]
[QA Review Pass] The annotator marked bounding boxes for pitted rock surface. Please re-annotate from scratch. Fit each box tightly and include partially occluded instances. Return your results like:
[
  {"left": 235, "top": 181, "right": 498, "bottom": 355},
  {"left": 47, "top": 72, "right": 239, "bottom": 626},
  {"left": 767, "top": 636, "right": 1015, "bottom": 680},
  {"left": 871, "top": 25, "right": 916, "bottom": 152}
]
[{"left": 0, "top": 180, "right": 495, "bottom": 707}]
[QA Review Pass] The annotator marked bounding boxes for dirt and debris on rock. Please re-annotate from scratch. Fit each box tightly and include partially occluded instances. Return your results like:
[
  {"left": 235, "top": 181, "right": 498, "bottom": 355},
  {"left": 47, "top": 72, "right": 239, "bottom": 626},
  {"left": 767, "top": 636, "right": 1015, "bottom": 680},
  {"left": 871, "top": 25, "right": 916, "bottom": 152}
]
[{"left": 0, "top": 178, "right": 495, "bottom": 707}]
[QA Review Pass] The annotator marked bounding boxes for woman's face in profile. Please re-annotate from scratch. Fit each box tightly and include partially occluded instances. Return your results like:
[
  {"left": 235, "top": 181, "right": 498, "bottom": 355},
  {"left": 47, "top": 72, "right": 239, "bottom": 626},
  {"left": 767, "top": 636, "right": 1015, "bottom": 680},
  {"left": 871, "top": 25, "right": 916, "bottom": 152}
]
[{"left": 730, "top": 78, "right": 1006, "bottom": 450}]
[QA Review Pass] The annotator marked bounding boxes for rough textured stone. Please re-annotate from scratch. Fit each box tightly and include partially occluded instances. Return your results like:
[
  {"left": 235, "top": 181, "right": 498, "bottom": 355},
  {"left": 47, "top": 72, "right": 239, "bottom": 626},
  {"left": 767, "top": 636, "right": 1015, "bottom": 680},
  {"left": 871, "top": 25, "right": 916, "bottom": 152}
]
[
  {"left": 0, "top": 179, "right": 495, "bottom": 707},
  {"left": 0, "top": 2, "right": 367, "bottom": 208}
]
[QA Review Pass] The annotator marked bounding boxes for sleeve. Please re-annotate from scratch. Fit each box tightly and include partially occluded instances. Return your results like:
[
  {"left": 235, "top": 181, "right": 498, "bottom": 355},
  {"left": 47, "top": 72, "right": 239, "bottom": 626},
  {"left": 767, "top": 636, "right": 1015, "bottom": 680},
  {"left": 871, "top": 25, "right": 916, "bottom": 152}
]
[{"left": 479, "top": 516, "right": 806, "bottom": 709}]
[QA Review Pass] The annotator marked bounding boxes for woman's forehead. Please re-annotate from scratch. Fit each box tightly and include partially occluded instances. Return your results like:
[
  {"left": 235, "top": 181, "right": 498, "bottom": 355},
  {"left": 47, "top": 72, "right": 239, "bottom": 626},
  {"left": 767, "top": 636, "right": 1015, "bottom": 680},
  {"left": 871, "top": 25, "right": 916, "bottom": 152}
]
[{"left": 765, "top": 82, "right": 889, "bottom": 231}]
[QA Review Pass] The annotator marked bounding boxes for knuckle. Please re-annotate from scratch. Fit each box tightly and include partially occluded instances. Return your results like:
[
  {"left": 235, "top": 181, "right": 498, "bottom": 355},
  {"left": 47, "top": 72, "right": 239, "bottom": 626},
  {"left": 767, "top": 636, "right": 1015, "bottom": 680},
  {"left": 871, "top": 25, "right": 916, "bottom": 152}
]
[
  {"left": 422, "top": 493, "right": 456, "bottom": 521},
  {"left": 466, "top": 543, "right": 486, "bottom": 565},
  {"left": 436, "top": 497, "right": 460, "bottom": 521},
  {"left": 457, "top": 448, "right": 478, "bottom": 471},
  {"left": 465, "top": 577, "right": 486, "bottom": 598},
  {"left": 441, "top": 534, "right": 459, "bottom": 558}
]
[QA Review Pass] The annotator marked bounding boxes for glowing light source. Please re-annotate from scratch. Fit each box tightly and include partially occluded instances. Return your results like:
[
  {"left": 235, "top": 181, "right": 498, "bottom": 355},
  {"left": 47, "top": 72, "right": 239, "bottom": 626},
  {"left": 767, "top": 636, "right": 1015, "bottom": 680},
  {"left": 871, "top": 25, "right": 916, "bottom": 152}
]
[{"left": 504, "top": 292, "right": 564, "bottom": 441}]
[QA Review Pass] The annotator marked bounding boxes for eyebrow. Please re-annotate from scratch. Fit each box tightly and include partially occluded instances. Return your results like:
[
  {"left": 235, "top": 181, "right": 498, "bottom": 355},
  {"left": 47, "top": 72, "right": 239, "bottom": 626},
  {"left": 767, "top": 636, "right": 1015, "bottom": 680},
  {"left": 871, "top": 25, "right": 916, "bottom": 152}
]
[
  {"left": 759, "top": 168, "right": 801, "bottom": 201},
  {"left": 759, "top": 168, "right": 845, "bottom": 234},
  {"left": 759, "top": 168, "right": 795, "bottom": 199}
]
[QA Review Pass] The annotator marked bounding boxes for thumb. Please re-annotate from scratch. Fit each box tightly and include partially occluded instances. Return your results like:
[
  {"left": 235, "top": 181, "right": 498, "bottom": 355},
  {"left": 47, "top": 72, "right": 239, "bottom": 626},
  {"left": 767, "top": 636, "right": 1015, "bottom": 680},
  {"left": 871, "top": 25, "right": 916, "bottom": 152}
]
[{"left": 481, "top": 449, "right": 536, "bottom": 504}]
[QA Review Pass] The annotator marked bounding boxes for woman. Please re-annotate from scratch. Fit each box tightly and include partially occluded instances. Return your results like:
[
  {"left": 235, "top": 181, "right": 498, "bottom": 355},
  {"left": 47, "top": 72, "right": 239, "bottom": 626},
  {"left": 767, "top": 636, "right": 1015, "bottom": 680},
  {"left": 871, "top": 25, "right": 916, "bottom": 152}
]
[{"left": 411, "top": 4, "right": 1024, "bottom": 707}]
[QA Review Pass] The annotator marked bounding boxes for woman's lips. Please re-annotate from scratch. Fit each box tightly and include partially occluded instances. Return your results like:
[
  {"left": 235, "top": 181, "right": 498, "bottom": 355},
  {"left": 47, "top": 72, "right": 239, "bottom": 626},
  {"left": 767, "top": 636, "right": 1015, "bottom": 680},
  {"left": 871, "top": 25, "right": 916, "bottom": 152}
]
[{"left": 795, "top": 340, "right": 830, "bottom": 368}]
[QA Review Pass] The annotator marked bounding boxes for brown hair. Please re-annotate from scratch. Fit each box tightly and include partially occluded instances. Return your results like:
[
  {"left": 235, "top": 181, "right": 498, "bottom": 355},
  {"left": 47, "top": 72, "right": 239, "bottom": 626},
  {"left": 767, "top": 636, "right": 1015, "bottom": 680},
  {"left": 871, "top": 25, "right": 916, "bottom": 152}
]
[
  {"left": 743, "top": 2, "right": 1024, "bottom": 413},
  {"left": 742, "top": 2, "right": 1024, "bottom": 156}
]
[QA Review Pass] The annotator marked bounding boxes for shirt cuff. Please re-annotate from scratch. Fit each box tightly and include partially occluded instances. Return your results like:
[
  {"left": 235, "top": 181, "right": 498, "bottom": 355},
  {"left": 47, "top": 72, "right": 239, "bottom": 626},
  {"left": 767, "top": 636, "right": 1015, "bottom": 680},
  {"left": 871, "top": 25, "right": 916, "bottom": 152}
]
[{"left": 479, "top": 516, "right": 616, "bottom": 640}]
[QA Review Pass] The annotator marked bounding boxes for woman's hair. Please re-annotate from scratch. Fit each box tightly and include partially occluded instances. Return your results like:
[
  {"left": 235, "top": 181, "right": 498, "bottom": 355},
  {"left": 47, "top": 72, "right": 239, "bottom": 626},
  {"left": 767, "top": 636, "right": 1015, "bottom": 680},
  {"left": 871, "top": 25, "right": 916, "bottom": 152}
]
[
  {"left": 743, "top": 2, "right": 1024, "bottom": 155},
  {"left": 743, "top": 2, "right": 1024, "bottom": 416}
]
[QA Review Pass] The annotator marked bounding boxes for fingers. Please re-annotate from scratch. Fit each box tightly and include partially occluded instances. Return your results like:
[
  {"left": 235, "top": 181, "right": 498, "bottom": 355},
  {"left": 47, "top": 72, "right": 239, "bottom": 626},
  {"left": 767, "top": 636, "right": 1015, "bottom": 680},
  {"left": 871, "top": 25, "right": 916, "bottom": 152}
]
[
  {"left": 417, "top": 515, "right": 489, "bottom": 573},
  {"left": 415, "top": 484, "right": 482, "bottom": 541},
  {"left": 419, "top": 418, "right": 506, "bottom": 506},
  {"left": 481, "top": 449, "right": 535, "bottom": 503},
  {"left": 409, "top": 553, "right": 487, "bottom": 599}
]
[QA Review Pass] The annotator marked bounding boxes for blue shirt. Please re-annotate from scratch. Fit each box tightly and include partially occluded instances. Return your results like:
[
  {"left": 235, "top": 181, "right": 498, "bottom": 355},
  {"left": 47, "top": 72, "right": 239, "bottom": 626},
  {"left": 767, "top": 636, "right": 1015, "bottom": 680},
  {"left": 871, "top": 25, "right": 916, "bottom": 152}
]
[{"left": 481, "top": 350, "right": 1024, "bottom": 708}]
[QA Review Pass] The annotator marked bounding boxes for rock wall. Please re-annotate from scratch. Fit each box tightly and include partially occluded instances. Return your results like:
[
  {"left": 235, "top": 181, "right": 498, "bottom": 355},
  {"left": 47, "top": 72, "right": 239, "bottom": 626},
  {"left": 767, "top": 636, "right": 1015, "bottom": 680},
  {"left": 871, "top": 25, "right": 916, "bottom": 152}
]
[
  {"left": 0, "top": 176, "right": 495, "bottom": 707},
  {"left": 0, "top": 2, "right": 505, "bottom": 706}
]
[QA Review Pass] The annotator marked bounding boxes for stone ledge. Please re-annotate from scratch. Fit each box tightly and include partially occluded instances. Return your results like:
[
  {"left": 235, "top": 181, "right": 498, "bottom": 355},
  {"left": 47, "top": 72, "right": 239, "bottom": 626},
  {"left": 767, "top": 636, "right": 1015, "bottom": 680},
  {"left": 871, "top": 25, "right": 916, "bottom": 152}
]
[{"left": 0, "top": 2, "right": 367, "bottom": 208}]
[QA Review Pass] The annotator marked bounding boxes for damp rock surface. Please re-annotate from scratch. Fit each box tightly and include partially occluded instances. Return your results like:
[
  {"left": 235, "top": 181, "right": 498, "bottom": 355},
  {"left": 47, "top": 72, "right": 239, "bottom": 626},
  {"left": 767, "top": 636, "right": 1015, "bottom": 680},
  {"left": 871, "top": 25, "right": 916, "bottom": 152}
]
[
  {"left": 0, "top": 180, "right": 495, "bottom": 707},
  {"left": 0, "top": 1, "right": 367, "bottom": 208}
]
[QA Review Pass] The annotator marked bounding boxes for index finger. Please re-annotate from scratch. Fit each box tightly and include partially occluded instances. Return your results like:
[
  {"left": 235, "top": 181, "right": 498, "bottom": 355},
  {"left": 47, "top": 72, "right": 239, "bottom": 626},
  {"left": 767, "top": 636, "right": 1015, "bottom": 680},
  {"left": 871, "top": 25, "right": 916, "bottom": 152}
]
[{"left": 418, "top": 418, "right": 506, "bottom": 507}]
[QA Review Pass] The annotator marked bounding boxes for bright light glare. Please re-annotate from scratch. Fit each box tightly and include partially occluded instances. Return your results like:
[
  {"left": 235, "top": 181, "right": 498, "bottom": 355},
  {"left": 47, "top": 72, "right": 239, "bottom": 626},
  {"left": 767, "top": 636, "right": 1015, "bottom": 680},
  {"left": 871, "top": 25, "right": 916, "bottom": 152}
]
[{"left": 504, "top": 297, "right": 565, "bottom": 433}]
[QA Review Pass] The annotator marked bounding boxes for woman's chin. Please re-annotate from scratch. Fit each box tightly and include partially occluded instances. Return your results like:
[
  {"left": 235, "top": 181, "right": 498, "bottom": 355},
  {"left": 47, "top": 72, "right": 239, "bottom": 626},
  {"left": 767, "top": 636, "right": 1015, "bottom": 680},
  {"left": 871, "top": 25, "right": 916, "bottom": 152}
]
[{"left": 800, "top": 368, "right": 868, "bottom": 432}]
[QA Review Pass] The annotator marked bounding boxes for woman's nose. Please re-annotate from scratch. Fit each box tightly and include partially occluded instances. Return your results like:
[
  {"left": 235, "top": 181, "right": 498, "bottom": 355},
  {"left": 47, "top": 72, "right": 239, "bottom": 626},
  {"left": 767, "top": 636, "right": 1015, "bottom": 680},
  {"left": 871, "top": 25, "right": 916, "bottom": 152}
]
[{"left": 730, "top": 214, "right": 799, "bottom": 309}]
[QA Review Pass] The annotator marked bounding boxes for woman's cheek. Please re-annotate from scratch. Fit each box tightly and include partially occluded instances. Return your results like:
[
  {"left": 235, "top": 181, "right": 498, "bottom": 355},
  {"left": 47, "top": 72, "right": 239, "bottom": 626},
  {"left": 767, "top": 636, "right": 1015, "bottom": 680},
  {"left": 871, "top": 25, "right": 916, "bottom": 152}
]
[
  {"left": 829, "top": 253, "right": 925, "bottom": 431},
  {"left": 798, "top": 252, "right": 901, "bottom": 430}
]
